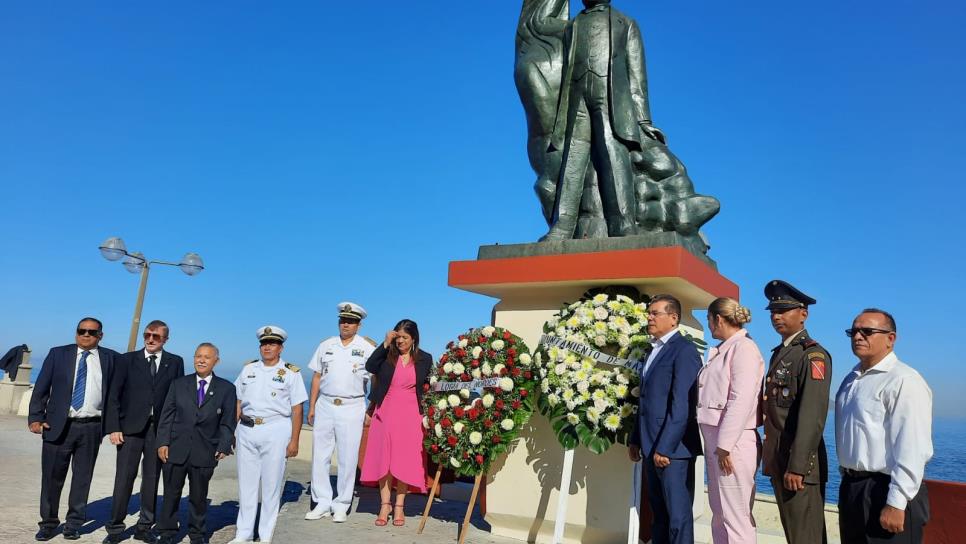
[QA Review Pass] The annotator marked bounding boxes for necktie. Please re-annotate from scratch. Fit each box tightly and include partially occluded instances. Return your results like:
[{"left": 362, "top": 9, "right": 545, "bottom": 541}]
[
  {"left": 198, "top": 379, "right": 207, "bottom": 406},
  {"left": 71, "top": 351, "right": 90, "bottom": 410},
  {"left": 149, "top": 355, "right": 157, "bottom": 378}
]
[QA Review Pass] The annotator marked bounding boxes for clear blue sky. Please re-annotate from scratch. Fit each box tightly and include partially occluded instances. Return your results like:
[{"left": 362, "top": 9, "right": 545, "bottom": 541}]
[{"left": 2, "top": 2, "right": 964, "bottom": 416}]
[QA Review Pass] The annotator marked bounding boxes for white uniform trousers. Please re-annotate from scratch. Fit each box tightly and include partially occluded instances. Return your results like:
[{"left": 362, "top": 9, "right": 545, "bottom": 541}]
[
  {"left": 310, "top": 395, "right": 366, "bottom": 514},
  {"left": 234, "top": 417, "right": 290, "bottom": 542}
]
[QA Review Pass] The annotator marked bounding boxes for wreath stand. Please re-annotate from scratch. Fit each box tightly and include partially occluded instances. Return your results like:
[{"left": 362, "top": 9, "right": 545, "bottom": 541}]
[{"left": 418, "top": 465, "right": 485, "bottom": 544}]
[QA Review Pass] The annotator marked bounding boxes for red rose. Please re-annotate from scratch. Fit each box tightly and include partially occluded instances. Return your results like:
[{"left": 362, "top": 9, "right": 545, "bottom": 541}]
[
  {"left": 461, "top": 373, "right": 470, "bottom": 381},
  {"left": 454, "top": 407, "right": 465, "bottom": 418},
  {"left": 512, "top": 400, "right": 522, "bottom": 409},
  {"left": 423, "top": 383, "right": 430, "bottom": 392},
  {"left": 488, "top": 350, "right": 496, "bottom": 358},
  {"left": 508, "top": 348, "right": 517, "bottom": 356},
  {"left": 503, "top": 331, "right": 511, "bottom": 340},
  {"left": 447, "top": 435, "right": 458, "bottom": 446},
  {"left": 428, "top": 406, "right": 436, "bottom": 417},
  {"left": 431, "top": 444, "right": 439, "bottom": 453},
  {"left": 463, "top": 451, "right": 470, "bottom": 460},
  {"left": 471, "top": 359, "right": 480, "bottom": 368},
  {"left": 478, "top": 336, "right": 486, "bottom": 343},
  {"left": 483, "top": 419, "right": 494, "bottom": 429},
  {"left": 441, "top": 354, "right": 449, "bottom": 363},
  {"left": 457, "top": 349, "right": 466, "bottom": 358},
  {"left": 520, "top": 389, "right": 529, "bottom": 397},
  {"left": 509, "top": 339, "right": 516, "bottom": 345},
  {"left": 441, "top": 418, "right": 452, "bottom": 428},
  {"left": 475, "top": 454, "right": 485, "bottom": 465},
  {"left": 468, "top": 409, "right": 479, "bottom": 420},
  {"left": 512, "top": 367, "right": 521, "bottom": 377},
  {"left": 495, "top": 399, "right": 505, "bottom": 410},
  {"left": 493, "top": 411, "right": 502, "bottom": 420},
  {"left": 524, "top": 371, "right": 532, "bottom": 380},
  {"left": 492, "top": 435, "right": 502, "bottom": 444}
]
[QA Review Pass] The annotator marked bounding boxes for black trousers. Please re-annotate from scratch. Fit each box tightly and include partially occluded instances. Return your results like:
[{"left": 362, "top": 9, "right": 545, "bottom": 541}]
[
  {"left": 158, "top": 462, "right": 215, "bottom": 541},
  {"left": 107, "top": 421, "right": 161, "bottom": 534},
  {"left": 39, "top": 419, "right": 102, "bottom": 530},
  {"left": 839, "top": 472, "right": 930, "bottom": 544},
  {"left": 772, "top": 477, "right": 828, "bottom": 544}
]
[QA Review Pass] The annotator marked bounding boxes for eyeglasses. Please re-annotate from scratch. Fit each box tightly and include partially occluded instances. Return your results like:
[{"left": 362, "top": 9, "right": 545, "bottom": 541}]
[
  {"left": 76, "top": 328, "right": 101, "bottom": 337},
  {"left": 648, "top": 311, "right": 676, "bottom": 318},
  {"left": 143, "top": 332, "right": 166, "bottom": 341},
  {"left": 338, "top": 318, "right": 361, "bottom": 325},
  {"left": 845, "top": 327, "right": 894, "bottom": 338}
]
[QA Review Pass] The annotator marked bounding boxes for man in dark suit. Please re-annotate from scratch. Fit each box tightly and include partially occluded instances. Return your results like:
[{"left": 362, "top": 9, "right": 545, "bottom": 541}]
[
  {"left": 629, "top": 294, "right": 702, "bottom": 544},
  {"left": 29, "top": 317, "right": 119, "bottom": 541},
  {"left": 103, "top": 320, "right": 185, "bottom": 543},
  {"left": 156, "top": 342, "right": 236, "bottom": 544}
]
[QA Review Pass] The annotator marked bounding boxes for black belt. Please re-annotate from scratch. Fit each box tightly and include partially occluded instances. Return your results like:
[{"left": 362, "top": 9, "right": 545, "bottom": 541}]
[
  {"left": 842, "top": 468, "right": 884, "bottom": 479},
  {"left": 69, "top": 416, "right": 101, "bottom": 424}
]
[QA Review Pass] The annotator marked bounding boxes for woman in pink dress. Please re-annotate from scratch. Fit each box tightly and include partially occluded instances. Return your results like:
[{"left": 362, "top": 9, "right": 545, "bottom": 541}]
[
  {"left": 361, "top": 319, "right": 433, "bottom": 526},
  {"left": 697, "top": 297, "right": 765, "bottom": 544}
]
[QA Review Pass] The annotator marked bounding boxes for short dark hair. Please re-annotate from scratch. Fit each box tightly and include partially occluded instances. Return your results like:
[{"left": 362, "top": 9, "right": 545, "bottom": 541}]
[
  {"left": 77, "top": 316, "right": 103, "bottom": 331},
  {"left": 145, "top": 320, "right": 169, "bottom": 336},
  {"left": 860, "top": 308, "right": 897, "bottom": 333},
  {"left": 650, "top": 294, "right": 682, "bottom": 318}
]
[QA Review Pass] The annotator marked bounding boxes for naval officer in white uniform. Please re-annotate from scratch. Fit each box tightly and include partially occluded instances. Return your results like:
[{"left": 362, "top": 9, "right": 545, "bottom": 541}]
[
  {"left": 229, "top": 326, "right": 308, "bottom": 543},
  {"left": 305, "top": 302, "right": 376, "bottom": 522}
]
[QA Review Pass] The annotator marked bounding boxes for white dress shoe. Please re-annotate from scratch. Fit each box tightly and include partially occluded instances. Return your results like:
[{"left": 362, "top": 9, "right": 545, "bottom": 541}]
[
  {"left": 332, "top": 510, "right": 348, "bottom": 523},
  {"left": 305, "top": 505, "right": 332, "bottom": 520}
]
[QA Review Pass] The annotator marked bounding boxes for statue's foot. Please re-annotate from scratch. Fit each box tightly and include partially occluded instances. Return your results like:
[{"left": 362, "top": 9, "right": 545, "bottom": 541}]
[{"left": 539, "top": 229, "right": 573, "bottom": 242}]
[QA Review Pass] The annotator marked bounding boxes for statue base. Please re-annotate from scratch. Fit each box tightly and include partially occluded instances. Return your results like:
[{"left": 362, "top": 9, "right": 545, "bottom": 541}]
[
  {"left": 477, "top": 232, "right": 715, "bottom": 269},
  {"left": 449, "top": 246, "right": 737, "bottom": 543}
]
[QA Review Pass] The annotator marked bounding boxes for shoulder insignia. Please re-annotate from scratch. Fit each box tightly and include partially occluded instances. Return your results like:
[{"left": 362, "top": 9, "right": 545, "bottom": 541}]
[
  {"left": 804, "top": 339, "right": 819, "bottom": 348},
  {"left": 285, "top": 362, "right": 301, "bottom": 373},
  {"left": 808, "top": 353, "right": 826, "bottom": 380},
  {"left": 244, "top": 359, "right": 258, "bottom": 366},
  {"left": 362, "top": 336, "right": 377, "bottom": 347}
]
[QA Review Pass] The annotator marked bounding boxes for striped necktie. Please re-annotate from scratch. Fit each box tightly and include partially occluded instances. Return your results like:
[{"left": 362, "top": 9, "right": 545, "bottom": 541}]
[{"left": 71, "top": 351, "right": 90, "bottom": 410}]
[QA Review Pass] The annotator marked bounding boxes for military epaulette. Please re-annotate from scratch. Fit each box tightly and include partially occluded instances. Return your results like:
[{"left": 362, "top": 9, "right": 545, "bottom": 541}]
[
  {"left": 803, "top": 339, "right": 819, "bottom": 348},
  {"left": 284, "top": 362, "right": 301, "bottom": 373},
  {"left": 244, "top": 359, "right": 258, "bottom": 366},
  {"left": 362, "top": 336, "right": 377, "bottom": 347}
]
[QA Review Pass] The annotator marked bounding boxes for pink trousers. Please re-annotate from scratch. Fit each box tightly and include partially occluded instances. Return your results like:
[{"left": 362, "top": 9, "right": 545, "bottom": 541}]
[{"left": 701, "top": 424, "right": 760, "bottom": 544}]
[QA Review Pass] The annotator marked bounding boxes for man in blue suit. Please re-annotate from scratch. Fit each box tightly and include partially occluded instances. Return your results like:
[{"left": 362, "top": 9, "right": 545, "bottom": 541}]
[
  {"left": 629, "top": 294, "right": 702, "bottom": 544},
  {"left": 28, "top": 317, "right": 119, "bottom": 541}
]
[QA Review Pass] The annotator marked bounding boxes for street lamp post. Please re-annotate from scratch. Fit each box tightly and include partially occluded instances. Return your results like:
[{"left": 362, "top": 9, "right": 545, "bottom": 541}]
[{"left": 99, "top": 237, "right": 204, "bottom": 351}]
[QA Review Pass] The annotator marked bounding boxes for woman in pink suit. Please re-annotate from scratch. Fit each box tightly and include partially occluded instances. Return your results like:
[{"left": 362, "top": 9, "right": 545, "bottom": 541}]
[
  {"left": 361, "top": 319, "right": 433, "bottom": 527},
  {"left": 697, "top": 297, "right": 764, "bottom": 544}
]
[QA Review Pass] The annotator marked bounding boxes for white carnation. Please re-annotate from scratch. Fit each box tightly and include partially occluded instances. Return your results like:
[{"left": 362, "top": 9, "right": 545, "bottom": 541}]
[
  {"left": 482, "top": 326, "right": 496, "bottom": 337},
  {"left": 500, "top": 419, "right": 515, "bottom": 431},
  {"left": 547, "top": 393, "right": 560, "bottom": 406},
  {"left": 434, "top": 423, "right": 443, "bottom": 437},
  {"left": 460, "top": 388, "right": 470, "bottom": 399},
  {"left": 447, "top": 394, "right": 461, "bottom": 407},
  {"left": 452, "top": 363, "right": 465, "bottom": 375},
  {"left": 443, "top": 362, "right": 454, "bottom": 373},
  {"left": 593, "top": 306, "right": 609, "bottom": 321},
  {"left": 469, "top": 431, "right": 483, "bottom": 445},
  {"left": 436, "top": 399, "right": 447, "bottom": 411},
  {"left": 454, "top": 422, "right": 464, "bottom": 434},
  {"left": 493, "top": 363, "right": 506, "bottom": 375},
  {"left": 481, "top": 362, "right": 493, "bottom": 376},
  {"left": 482, "top": 394, "right": 495, "bottom": 408},
  {"left": 594, "top": 335, "right": 607, "bottom": 347},
  {"left": 491, "top": 339, "right": 505, "bottom": 351},
  {"left": 499, "top": 378, "right": 514, "bottom": 391},
  {"left": 458, "top": 338, "right": 469, "bottom": 348},
  {"left": 429, "top": 375, "right": 438, "bottom": 385},
  {"left": 519, "top": 353, "right": 532, "bottom": 365},
  {"left": 471, "top": 346, "right": 483, "bottom": 359},
  {"left": 422, "top": 416, "right": 430, "bottom": 429},
  {"left": 471, "top": 369, "right": 482, "bottom": 380},
  {"left": 450, "top": 457, "right": 461, "bottom": 468}
]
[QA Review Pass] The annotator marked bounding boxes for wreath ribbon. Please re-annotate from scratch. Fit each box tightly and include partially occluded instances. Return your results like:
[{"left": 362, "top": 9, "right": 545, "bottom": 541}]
[{"left": 539, "top": 334, "right": 642, "bottom": 371}]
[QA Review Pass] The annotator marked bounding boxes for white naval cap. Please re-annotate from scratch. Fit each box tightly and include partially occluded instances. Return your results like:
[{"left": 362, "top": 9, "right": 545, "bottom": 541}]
[
  {"left": 257, "top": 325, "right": 288, "bottom": 343},
  {"left": 337, "top": 301, "right": 367, "bottom": 320}
]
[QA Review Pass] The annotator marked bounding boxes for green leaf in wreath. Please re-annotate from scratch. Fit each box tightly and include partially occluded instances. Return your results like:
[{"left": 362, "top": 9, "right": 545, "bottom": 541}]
[{"left": 587, "top": 435, "right": 612, "bottom": 455}]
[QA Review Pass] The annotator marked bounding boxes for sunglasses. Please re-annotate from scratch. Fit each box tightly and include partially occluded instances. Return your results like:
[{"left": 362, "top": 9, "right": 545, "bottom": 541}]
[
  {"left": 845, "top": 327, "right": 893, "bottom": 338},
  {"left": 339, "top": 318, "right": 361, "bottom": 325},
  {"left": 143, "top": 332, "right": 167, "bottom": 341},
  {"left": 76, "top": 328, "right": 101, "bottom": 337}
]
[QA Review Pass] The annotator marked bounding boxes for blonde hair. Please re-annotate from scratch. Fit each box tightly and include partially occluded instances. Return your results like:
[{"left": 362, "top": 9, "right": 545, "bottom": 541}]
[{"left": 709, "top": 297, "right": 752, "bottom": 327}]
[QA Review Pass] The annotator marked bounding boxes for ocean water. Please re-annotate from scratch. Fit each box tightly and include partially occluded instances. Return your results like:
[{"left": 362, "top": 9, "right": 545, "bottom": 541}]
[{"left": 752, "top": 414, "right": 966, "bottom": 504}]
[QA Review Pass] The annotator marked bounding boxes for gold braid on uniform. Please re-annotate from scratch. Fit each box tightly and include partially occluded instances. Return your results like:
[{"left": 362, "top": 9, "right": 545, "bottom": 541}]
[{"left": 284, "top": 362, "right": 300, "bottom": 372}]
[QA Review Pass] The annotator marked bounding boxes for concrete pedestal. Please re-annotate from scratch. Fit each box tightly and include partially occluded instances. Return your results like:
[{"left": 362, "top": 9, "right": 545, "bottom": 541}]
[
  {"left": 448, "top": 246, "right": 738, "bottom": 543},
  {"left": 0, "top": 347, "right": 31, "bottom": 416}
]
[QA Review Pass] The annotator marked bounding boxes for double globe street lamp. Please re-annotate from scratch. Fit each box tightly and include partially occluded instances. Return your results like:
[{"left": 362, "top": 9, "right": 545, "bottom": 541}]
[{"left": 99, "top": 237, "right": 204, "bottom": 351}]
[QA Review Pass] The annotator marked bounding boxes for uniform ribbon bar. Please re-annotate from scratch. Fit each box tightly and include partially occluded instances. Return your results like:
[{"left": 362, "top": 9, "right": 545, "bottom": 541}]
[
  {"left": 431, "top": 377, "right": 502, "bottom": 392},
  {"left": 539, "top": 334, "right": 640, "bottom": 371}
]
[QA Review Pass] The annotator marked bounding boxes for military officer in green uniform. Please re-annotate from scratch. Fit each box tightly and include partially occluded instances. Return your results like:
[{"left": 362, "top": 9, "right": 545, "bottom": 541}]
[{"left": 762, "top": 280, "right": 832, "bottom": 544}]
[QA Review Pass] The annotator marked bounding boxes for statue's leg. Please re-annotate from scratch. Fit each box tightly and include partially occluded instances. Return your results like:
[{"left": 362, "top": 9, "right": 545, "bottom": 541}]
[
  {"left": 586, "top": 77, "right": 636, "bottom": 237},
  {"left": 540, "top": 97, "right": 592, "bottom": 242}
]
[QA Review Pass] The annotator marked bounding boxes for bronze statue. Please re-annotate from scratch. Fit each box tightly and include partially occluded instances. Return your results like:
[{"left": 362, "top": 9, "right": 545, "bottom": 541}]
[{"left": 515, "top": 0, "right": 720, "bottom": 254}]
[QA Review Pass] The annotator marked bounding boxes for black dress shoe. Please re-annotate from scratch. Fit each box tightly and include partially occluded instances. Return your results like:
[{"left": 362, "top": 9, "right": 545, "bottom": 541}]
[
  {"left": 102, "top": 535, "right": 123, "bottom": 544},
  {"left": 156, "top": 537, "right": 175, "bottom": 544},
  {"left": 62, "top": 527, "right": 81, "bottom": 540},
  {"left": 34, "top": 527, "right": 56, "bottom": 541},
  {"left": 133, "top": 528, "right": 157, "bottom": 543}
]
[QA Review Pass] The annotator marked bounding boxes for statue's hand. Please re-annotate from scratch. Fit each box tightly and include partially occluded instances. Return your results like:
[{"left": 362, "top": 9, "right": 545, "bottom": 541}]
[{"left": 639, "top": 123, "right": 666, "bottom": 145}]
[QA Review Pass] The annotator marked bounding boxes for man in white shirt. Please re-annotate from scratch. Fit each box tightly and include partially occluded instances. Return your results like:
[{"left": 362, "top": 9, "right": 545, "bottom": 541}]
[
  {"left": 28, "top": 317, "right": 120, "bottom": 541},
  {"left": 835, "top": 308, "right": 933, "bottom": 544},
  {"left": 305, "top": 302, "right": 376, "bottom": 522}
]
